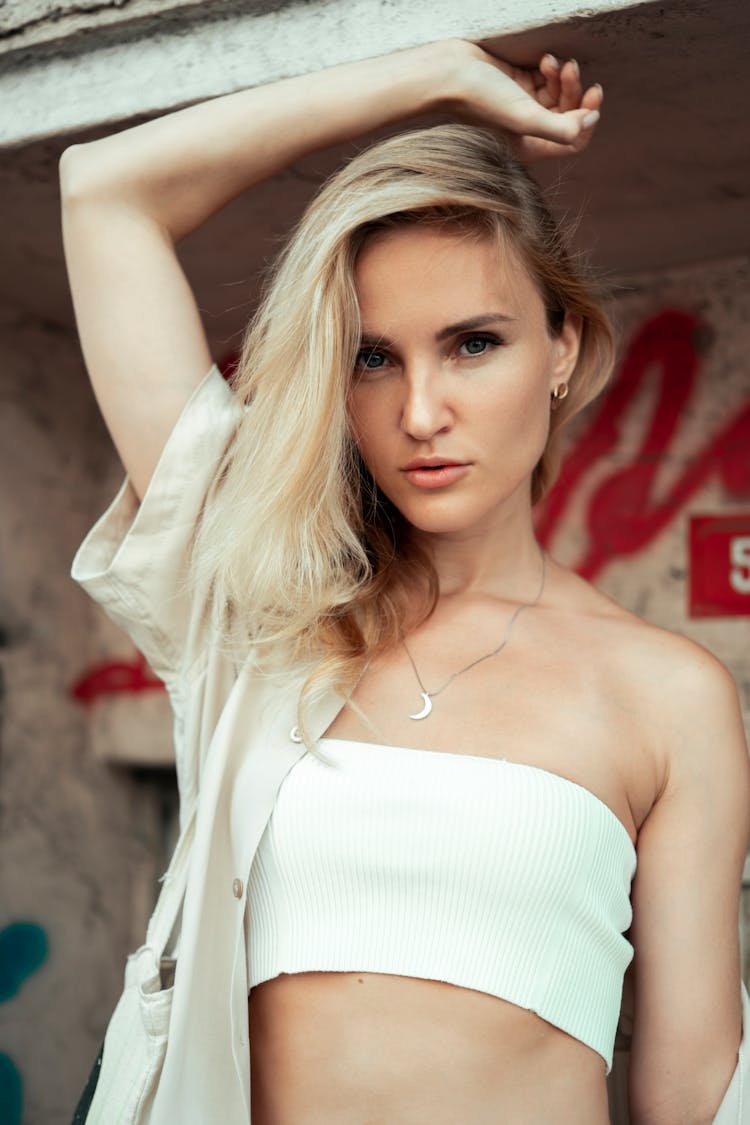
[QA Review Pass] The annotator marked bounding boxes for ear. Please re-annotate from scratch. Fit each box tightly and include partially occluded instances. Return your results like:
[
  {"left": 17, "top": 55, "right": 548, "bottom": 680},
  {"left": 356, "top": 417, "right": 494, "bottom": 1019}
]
[{"left": 549, "top": 314, "right": 582, "bottom": 389}]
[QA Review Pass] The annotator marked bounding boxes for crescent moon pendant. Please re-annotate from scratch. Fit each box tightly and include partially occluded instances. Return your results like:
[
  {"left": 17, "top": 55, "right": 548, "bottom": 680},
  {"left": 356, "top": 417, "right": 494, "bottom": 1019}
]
[{"left": 409, "top": 692, "right": 433, "bottom": 721}]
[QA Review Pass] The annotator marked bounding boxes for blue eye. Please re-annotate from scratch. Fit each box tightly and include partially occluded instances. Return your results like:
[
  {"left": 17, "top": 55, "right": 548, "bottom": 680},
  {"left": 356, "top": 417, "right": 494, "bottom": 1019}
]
[
  {"left": 459, "top": 334, "right": 500, "bottom": 356},
  {"left": 355, "top": 349, "right": 388, "bottom": 371}
]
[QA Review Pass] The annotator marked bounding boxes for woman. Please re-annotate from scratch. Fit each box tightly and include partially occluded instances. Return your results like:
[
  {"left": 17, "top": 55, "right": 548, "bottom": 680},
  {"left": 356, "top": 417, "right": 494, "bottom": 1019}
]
[{"left": 61, "top": 37, "right": 750, "bottom": 1125}]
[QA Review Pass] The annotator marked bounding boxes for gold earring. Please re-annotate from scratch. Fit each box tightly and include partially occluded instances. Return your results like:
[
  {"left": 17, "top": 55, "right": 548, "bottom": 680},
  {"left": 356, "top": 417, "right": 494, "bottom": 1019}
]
[{"left": 550, "top": 382, "right": 569, "bottom": 410}]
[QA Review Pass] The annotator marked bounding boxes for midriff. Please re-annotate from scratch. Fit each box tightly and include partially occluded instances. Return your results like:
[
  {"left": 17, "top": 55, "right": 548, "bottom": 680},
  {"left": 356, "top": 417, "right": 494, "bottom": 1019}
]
[{"left": 248, "top": 970, "right": 612, "bottom": 1125}]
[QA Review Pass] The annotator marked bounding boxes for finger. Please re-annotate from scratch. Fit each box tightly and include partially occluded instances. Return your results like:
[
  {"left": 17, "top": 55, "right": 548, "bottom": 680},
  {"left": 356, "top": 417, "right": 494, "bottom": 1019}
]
[
  {"left": 524, "top": 102, "right": 595, "bottom": 146},
  {"left": 559, "top": 58, "right": 583, "bottom": 112},
  {"left": 518, "top": 106, "right": 600, "bottom": 162},
  {"left": 581, "top": 83, "right": 604, "bottom": 112},
  {"left": 537, "top": 53, "right": 562, "bottom": 108},
  {"left": 567, "top": 105, "right": 601, "bottom": 153}
]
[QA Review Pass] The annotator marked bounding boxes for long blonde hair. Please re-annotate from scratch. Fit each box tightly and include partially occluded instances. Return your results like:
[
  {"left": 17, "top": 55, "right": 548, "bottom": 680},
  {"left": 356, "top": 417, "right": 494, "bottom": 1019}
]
[{"left": 191, "top": 124, "right": 615, "bottom": 734}]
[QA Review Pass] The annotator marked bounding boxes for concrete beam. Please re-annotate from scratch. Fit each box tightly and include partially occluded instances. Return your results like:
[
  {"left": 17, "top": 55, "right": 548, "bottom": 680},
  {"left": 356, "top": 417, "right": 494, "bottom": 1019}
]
[{"left": 1, "top": 0, "right": 651, "bottom": 148}]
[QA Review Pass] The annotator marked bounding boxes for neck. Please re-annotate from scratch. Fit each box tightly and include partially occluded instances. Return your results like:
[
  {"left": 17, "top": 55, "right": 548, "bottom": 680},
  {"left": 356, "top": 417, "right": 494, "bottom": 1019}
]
[{"left": 411, "top": 509, "right": 545, "bottom": 604}]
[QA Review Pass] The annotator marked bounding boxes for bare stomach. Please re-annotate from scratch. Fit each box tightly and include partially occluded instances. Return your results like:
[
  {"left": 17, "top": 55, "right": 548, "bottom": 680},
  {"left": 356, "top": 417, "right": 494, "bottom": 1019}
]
[{"left": 248, "top": 972, "right": 611, "bottom": 1125}]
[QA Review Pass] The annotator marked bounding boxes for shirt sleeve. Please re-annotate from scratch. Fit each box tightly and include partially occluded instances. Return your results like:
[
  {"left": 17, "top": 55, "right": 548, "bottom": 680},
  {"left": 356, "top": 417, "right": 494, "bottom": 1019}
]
[{"left": 71, "top": 364, "right": 242, "bottom": 682}]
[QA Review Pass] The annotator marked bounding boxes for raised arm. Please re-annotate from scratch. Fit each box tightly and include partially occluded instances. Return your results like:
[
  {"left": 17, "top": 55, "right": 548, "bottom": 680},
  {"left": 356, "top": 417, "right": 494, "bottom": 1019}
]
[{"left": 60, "top": 38, "right": 601, "bottom": 500}]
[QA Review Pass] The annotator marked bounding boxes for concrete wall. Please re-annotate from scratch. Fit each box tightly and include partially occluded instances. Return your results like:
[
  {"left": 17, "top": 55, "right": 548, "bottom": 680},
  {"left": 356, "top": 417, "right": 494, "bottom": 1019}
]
[
  {"left": 0, "top": 308, "right": 173, "bottom": 1123},
  {"left": 1, "top": 0, "right": 651, "bottom": 144}
]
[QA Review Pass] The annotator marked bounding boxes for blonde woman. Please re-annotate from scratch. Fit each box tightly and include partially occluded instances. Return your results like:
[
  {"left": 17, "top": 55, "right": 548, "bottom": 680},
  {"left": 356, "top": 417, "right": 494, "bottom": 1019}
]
[{"left": 62, "top": 38, "right": 750, "bottom": 1125}]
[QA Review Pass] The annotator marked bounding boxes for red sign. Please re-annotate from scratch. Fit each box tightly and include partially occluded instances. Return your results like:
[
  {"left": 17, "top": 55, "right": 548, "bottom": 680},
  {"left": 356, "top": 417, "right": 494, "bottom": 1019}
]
[{"left": 689, "top": 515, "right": 750, "bottom": 617}]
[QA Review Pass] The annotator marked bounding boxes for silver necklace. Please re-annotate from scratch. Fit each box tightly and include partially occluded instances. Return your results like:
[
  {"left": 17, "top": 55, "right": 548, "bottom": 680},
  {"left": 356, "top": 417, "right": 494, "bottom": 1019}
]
[{"left": 402, "top": 549, "right": 547, "bottom": 720}]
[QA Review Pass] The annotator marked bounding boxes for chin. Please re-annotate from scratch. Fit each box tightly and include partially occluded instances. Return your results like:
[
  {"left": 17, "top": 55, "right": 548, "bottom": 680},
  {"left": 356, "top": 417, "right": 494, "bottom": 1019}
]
[
  {"left": 387, "top": 479, "right": 530, "bottom": 538},
  {"left": 395, "top": 500, "right": 494, "bottom": 538}
]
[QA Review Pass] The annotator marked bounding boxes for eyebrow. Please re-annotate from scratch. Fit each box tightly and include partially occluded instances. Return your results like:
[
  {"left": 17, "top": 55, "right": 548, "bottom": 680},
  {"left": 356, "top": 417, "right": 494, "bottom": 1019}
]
[{"left": 358, "top": 313, "right": 516, "bottom": 350}]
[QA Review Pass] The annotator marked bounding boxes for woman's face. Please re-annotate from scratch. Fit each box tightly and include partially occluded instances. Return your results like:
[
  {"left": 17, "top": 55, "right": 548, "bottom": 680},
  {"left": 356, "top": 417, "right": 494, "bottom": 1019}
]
[{"left": 349, "top": 225, "right": 580, "bottom": 539}]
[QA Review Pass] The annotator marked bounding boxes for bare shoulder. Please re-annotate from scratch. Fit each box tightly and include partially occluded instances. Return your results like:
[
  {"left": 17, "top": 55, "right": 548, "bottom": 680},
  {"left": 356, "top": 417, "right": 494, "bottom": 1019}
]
[
  {"left": 553, "top": 561, "right": 749, "bottom": 788},
  {"left": 554, "top": 560, "right": 733, "bottom": 679}
]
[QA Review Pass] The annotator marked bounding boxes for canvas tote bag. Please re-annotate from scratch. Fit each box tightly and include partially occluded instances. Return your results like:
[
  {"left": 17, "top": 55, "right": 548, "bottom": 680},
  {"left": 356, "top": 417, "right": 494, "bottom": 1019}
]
[{"left": 72, "top": 808, "right": 195, "bottom": 1124}]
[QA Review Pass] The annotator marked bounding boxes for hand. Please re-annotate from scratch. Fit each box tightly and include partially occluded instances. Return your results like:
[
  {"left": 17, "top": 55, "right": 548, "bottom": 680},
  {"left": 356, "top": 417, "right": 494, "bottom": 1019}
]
[{"left": 439, "top": 41, "right": 603, "bottom": 163}]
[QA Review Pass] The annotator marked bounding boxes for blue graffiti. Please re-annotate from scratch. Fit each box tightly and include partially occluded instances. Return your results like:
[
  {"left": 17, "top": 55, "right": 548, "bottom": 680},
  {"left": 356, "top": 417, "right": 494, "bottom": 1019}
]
[{"left": 0, "top": 922, "right": 48, "bottom": 1125}]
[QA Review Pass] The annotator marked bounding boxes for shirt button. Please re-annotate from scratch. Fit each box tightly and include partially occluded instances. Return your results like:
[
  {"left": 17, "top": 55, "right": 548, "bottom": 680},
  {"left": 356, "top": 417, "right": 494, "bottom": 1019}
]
[{"left": 232, "top": 878, "right": 243, "bottom": 899}]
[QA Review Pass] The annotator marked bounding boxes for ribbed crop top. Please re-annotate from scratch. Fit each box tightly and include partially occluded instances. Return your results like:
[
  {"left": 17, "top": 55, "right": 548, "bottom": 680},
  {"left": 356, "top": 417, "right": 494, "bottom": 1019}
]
[{"left": 245, "top": 737, "right": 637, "bottom": 1073}]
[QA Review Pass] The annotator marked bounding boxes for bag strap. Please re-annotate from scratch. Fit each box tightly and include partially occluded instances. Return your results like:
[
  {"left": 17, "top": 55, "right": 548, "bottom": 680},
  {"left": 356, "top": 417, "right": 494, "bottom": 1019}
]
[{"left": 144, "top": 801, "right": 197, "bottom": 958}]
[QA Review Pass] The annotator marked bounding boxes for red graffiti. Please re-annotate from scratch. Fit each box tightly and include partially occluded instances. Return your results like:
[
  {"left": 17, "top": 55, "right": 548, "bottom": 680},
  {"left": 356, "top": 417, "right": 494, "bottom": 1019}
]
[
  {"left": 70, "top": 653, "right": 164, "bottom": 704},
  {"left": 537, "top": 309, "right": 750, "bottom": 579}
]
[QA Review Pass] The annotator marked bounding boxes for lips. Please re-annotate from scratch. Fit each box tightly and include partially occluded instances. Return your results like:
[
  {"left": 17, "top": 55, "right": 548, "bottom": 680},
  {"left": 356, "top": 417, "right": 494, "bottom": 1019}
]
[
  {"left": 401, "top": 458, "right": 471, "bottom": 490},
  {"left": 402, "top": 456, "right": 466, "bottom": 471}
]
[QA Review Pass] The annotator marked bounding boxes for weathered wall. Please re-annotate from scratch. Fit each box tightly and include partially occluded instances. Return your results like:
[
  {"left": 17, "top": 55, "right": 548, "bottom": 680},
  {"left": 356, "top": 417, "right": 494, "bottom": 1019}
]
[
  {"left": 1, "top": 250, "right": 748, "bottom": 1125},
  {"left": 0, "top": 306, "right": 173, "bottom": 1125},
  {"left": 547, "top": 256, "right": 750, "bottom": 707},
  {"left": 0, "top": 0, "right": 204, "bottom": 44}
]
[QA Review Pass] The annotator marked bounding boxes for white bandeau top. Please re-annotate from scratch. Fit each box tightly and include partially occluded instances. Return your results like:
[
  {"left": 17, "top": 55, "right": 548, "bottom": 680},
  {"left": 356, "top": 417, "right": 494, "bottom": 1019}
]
[{"left": 245, "top": 737, "right": 637, "bottom": 1073}]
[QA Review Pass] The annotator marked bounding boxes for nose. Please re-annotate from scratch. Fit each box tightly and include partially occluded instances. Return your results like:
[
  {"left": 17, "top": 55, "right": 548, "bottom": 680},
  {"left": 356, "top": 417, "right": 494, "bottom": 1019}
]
[{"left": 400, "top": 367, "right": 452, "bottom": 441}]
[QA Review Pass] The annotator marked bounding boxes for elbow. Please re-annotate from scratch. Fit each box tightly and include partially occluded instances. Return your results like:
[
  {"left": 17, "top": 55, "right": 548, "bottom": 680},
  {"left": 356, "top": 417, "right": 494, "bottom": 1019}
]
[
  {"left": 59, "top": 143, "right": 94, "bottom": 203},
  {"left": 629, "top": 1020, "right": 741, "bottom": 1125},
  {"left": 629, "top": 1074, "right": 736, "bottom": 1125},
  {"left": 59, "top": 141, "right": 115, "bottom": 204}
]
